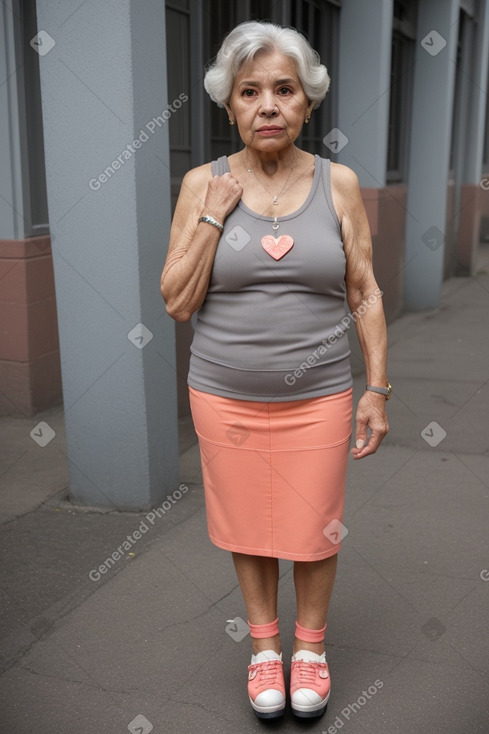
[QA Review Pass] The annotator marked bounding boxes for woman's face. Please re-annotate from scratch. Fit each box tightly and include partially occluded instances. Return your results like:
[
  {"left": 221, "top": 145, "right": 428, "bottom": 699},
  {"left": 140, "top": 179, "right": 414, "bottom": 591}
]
[{"left": 226, "top": 50, "right": 313, "bottom": 154}]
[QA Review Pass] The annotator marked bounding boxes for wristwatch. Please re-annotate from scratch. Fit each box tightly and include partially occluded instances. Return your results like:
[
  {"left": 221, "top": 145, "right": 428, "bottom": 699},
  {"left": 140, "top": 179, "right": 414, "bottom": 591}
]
[{"left": 366, "top": 382, "right": 392, "bottom": 400}]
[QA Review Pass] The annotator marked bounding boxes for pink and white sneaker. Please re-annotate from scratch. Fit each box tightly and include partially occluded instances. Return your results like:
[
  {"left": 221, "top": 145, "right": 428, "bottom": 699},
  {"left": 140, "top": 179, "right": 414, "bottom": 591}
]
[
  {"left": 290, "top": 650, "right": 330, "bottom": 718},
  {"left": 247, "top": 650, "right": 285, "bottom": 719}
]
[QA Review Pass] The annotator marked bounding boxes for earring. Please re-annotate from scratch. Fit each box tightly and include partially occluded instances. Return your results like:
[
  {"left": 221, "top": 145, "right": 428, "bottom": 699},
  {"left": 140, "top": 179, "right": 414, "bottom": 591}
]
[
  {"left": 229, "top": 118, "right": 235, "bottom": 125},
  {"left": 305, "top": 114, "right": 311, "bottom": 124}
]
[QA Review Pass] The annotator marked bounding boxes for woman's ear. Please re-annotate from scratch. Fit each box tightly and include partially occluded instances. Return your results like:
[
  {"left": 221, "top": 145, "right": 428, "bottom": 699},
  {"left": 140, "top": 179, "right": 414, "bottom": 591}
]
[{"left": 224, "top": 103, "right": 235, "bottom": 125}]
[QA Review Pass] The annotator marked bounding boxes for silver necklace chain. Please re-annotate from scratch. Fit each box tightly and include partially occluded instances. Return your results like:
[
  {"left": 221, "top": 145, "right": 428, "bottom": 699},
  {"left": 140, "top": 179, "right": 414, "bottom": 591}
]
[{"left": 245, "top": 153, "right": 298, "bottom": 232}]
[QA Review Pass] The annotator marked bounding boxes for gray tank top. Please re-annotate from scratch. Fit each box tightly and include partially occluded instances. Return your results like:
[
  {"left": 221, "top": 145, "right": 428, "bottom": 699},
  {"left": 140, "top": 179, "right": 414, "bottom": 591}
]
[{"left": 188, "top": 155, "right": 352, "bottom": 401}]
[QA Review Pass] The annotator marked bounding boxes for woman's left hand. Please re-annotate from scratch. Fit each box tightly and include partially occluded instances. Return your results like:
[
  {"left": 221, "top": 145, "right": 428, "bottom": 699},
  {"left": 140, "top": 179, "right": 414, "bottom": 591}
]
[{"left": 350, "top": 391, "right": 389, "bottom": 460}]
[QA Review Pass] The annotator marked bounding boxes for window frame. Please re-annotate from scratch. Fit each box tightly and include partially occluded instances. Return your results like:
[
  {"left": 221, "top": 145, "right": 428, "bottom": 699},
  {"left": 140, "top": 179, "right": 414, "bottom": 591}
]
[{"left": 386, "top": 4, "right": 417, "bottom": 183}]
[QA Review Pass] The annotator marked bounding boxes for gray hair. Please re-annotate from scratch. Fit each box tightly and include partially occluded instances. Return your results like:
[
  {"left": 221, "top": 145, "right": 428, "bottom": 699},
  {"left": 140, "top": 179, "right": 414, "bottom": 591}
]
[{"left": 204, "top": 21, "right": 330, "bottom": 109}]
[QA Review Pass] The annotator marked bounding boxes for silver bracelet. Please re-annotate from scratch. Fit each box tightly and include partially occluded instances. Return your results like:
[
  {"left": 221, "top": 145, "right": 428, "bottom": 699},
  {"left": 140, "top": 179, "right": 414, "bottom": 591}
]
[{"left": 199, "top": 215, "right": 224, "bottom": 232}]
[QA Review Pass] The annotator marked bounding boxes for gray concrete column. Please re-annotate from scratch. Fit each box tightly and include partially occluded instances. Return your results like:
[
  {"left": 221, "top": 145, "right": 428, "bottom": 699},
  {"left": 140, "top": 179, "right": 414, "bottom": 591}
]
[
  {"left": 36, "top": 0, "right": 179, "bottom": 509},
  {"left": 404, "top": 0, "right": 459, "bottom": 309},
  {"left": 335, "top": 0, "right": 393, "bottom": 187}
]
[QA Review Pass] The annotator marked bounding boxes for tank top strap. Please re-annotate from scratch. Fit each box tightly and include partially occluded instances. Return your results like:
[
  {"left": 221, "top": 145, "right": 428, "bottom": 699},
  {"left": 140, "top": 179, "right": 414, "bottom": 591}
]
[
  {"left": 320, "top": 157, "right": 341, "bottom": 232},
  {"left": 211, "top": 156, "right": 231, "bottom": 177}
]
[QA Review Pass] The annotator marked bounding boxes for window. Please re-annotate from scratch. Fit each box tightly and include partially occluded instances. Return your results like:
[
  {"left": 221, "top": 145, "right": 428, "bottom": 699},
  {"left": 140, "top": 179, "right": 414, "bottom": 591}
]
[
  {"left": 387, "top": 0, "right": 417, "bottom": 182},
  {"left": 202, "top": 0, "right": 254, "bottom": 160},
  {"left": 483, "top": 64, "right": 489, "bottom": 168},
  {"left": 165, "top": 1, "right": 192, "bottom": 207},
  {"left": 291, "top": 1, "right": 340, "bottom": 156},
  {"left": 450, "top": 9, "right": 476, "bottom": 174},
  {"left": 14, "top": 0, "right": 50, "bottom": 236}
]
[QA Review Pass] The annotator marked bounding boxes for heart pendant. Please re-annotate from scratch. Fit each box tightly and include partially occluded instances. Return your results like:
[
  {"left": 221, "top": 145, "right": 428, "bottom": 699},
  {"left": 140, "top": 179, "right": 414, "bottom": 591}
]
[{"left": 261, "top": 234, "right": 294, "bottom": 260}]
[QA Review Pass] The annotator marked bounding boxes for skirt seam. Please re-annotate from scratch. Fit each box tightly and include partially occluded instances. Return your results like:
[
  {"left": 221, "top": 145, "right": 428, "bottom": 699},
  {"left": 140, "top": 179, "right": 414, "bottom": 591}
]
[
  {"left": 267, "top": 402, "right": 274, "bottom": 555},
  {"left": 193, "top": 432, "right": 352, "bottom": 451}
]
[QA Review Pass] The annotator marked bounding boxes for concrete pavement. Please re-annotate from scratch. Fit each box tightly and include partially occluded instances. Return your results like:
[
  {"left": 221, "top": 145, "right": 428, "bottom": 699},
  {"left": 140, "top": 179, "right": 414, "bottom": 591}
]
[{"left": 1, "top": 247, "right": 489, "bottom": 733}]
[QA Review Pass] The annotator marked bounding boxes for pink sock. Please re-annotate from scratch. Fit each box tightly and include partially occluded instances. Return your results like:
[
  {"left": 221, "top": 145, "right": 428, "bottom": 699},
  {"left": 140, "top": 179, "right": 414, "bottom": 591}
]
[
  {"left": 247, "top": 617, "right": 280, "bottom": 638},
  {"left": 295, "top": 620, "right": 327, "bottom": 643}
]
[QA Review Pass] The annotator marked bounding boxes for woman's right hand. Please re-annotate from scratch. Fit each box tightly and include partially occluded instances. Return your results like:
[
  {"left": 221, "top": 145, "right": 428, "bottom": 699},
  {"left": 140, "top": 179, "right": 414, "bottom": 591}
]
[
  {"left": 161, "top": 164, "right": 243, "bottom": 321},
  {"left": 203, "top": 172, "right": 243, "bottom": 222}
]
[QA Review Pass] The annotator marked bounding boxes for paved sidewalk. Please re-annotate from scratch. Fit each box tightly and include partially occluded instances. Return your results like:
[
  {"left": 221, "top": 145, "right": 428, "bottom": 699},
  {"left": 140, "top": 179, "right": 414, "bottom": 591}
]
[{"left": 1, "top": 248, "right": 489, "bottom": 733}]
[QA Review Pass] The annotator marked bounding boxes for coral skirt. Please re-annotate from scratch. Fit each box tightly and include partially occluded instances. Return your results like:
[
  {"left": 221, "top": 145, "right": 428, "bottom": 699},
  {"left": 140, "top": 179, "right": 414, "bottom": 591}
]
[{"left": 189, "top": 386, "right": 353, "bottom": 562}]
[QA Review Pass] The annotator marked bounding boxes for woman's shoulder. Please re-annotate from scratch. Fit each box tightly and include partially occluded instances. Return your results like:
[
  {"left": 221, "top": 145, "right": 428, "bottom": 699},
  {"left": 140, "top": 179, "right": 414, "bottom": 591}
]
[
  {"left": 329, "top": 161, "right": 360, "bottom": 192},
  {"left": 183, "top": 162, "right": 213, "bottom": 187},
  {"left": 177, "top": 163, "right": 214, "bottom": 206}
]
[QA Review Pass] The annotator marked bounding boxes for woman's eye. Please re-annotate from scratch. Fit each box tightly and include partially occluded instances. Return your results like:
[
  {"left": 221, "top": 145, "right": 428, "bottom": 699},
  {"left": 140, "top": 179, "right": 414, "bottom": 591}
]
[
  {"left": 242, "top": 89, "right": 256, "bottom": 97},
  {"left": 278, "top": 87, "right": 292, "bottom": 95}
]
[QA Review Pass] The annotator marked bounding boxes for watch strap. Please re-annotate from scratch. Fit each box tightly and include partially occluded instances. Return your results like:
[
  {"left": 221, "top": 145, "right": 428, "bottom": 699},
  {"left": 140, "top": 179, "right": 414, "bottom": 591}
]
[{"left": 366, "top": 384, "right": 391, "bottom": 399}]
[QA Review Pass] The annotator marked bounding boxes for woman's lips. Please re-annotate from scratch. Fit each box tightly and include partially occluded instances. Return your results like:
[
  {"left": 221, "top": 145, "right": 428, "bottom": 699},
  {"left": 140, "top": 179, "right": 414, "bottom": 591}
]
[{"left": 256, "top": 126, "right": 284, "bottom": 136}]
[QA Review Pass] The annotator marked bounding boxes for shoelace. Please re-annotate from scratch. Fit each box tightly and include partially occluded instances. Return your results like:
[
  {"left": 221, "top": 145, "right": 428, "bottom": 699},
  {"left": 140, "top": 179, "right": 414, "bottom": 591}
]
[
  {"left": 293, "top": 661, "right": 327, "bottom": 685},
  {"left": 249, "top": 660, "right": 283, "bottom": 690}
]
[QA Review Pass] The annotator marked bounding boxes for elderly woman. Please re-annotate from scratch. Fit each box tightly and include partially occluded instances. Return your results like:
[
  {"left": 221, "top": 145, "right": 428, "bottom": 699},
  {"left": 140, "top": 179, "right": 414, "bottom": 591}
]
[{"left": 161, "top": 20, "right": 389, "bottom": 721}]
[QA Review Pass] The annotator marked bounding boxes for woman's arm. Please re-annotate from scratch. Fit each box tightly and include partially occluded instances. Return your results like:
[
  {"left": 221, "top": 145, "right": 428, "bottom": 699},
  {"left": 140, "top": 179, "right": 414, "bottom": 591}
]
[
  {"left": 331, "top": 163, "right": 389, "bottom": 459},
  {"left": 160, "top": 165, "right": 242, "bottom": 322}
]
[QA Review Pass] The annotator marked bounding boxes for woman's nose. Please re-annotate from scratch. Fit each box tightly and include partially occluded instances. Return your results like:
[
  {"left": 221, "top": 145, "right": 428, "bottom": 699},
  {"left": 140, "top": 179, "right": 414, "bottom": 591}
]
[{"left": 259, "top": 90, "right": 278, "bottom": 116}]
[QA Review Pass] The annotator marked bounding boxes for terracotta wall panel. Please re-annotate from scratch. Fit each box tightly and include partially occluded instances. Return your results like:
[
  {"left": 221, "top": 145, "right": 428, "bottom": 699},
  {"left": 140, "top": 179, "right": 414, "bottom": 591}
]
[
  {"left": 0, "top": 258, "right": 28, "bottom": 303},
  {"left": 26, "top": 298, "right": 60, "bottom": 359},
  {"left": 360, "top": 186, "right": 406, "bottom": 324},
  {"left": 25, "top": 254, "right": 57, "bottom": 302},
  {"left": 0, "top": 237, "right": 62, "bottom": 416},
  {"left": 444, "top": 181, "right": 456, "bottom": 279},
  {"left": 480, "top": 185, "right": 489, "bottom": 242},
  {"left": 0, "top": 303, "right": 29, "bottom": 361},
  {"left": 30, "top": 351, "right": 63, "bottom": 414},
  {"left": 455, "top": 184, "right": 482, "bottom": 275},
  {"left": 376, "top": 186, "right": 406, "bottom": 322}
]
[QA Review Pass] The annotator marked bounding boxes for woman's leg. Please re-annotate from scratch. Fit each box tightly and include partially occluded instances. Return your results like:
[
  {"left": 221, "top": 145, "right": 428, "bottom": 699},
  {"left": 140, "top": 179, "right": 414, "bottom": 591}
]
[
  {"left": 231, "top": 552, "right": 281, "bottom": 655},
  {"left": 293, "top": 553, "right": 338, "bottom": 655}
]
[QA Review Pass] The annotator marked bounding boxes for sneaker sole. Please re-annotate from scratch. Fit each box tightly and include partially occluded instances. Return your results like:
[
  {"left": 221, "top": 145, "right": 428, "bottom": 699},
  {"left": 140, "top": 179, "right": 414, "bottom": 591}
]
[
  {"left": 291, "top": 690, "right": 330, "bottom": 719},
  {"left": 291, "top": 701, "right": 328, "bottom": 719},
  {"left": 249, "top": 697, "right": 285, "bottom": 719}
]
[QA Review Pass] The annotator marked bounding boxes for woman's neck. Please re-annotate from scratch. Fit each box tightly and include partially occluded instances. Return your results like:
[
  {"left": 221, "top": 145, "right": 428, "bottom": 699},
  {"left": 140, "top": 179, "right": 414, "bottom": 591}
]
[{"left": 241, "top": 145, "right": 304, "bottom": 177}]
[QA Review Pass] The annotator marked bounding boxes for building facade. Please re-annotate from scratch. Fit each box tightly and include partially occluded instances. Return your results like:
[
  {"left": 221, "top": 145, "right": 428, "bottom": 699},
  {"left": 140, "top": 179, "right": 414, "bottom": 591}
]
[{"left": 1, "top": 0, "right": 488, "bottom": 505}]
